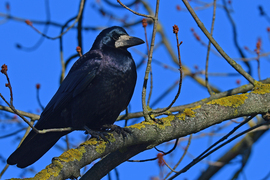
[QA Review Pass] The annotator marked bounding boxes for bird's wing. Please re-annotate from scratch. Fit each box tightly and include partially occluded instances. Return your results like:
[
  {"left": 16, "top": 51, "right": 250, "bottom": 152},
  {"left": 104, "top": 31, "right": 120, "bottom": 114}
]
[
  {"left": 41, "top": 52, "right": 102, "bottom": 118},
  {"left": 72, "top": 70, "right": 96, "bottom": 97}
]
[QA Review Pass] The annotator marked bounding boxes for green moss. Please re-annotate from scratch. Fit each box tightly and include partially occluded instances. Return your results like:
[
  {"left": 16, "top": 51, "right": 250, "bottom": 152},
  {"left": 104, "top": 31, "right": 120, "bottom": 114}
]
[
  {"left": 207, "top": 94, "right": 247, "bottom": 108},
  {"left": 58, "top": 147, "right": 86, "bottom": 162},
  {"left": 252, "top": 81, "right": 270, "bottom": 94},
  {"left": 241, "top": 84, "right": 248, "bottom": 89},
  {"left": 128, "top": 121, "right": 152, "bottom": 130},
  {"left": 176, "top": 113, "right": 186, "bottom": 120},
  {"left": 184, "top": 105, "right": 201, "bottom": 117},
  {"left": 31, "top": 162, "right": 63, "bottom": 179},
  {"left": 92, "top": 133, "right": 114, "bottom": 154},
  {"left": 233, "top": 109, "right": 238, "bottom": 116},
  {"left": 81, "top": 138, "right": 98, "bottom": 146},
  {"left": 128, "top": 115, "right": 173, "bottom": 130},
  {"left": 156, "top": 115, "right": 173, "bottom": 130},
  {"left": 96, "top": 141, "right": 107, "bottom": 154},
  {"left": 201, "top": 98, "right": 208, "bottom": 102},
  {"left": 175, "top": 105, "right": 201, "bottom": 121}
]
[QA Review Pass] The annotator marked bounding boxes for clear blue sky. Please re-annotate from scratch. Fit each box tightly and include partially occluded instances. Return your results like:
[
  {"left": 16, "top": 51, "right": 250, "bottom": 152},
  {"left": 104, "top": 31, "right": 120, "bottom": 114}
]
[{"left": 1, "top": 0, "right": 270, "bottom": 179}]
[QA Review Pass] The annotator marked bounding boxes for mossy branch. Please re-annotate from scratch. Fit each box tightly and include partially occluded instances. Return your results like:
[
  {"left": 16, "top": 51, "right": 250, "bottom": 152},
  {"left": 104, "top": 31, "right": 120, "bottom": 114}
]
[{"left": 18, "top": 87, "right": 270, "bottom": 180}]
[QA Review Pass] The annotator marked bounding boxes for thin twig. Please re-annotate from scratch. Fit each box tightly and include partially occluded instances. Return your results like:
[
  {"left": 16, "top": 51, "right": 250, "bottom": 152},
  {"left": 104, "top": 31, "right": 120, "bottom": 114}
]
[
  {"left": 163, "top": 159, "right": 178, "bottom": 173},
  {"left": 255, "top": 38, "right": 262, "bottom": 80},
  {"left": 0, "top": 127, "right": 27, "bottom": 139},
  {"left": 164, "top": 135, "right": 192, "bottom": 179},
  {"left": 1, "top": 94, "right": 73, "bottom": 133},
  {"left": 0, "top": 65, "right": 73, "bottom": 134},
  {"left": 0, "top": 120, "right": 33, "bottom": 178},
  {"left": 155, "top": 138, "right": 179, "bottom": 155},
  {"left": 117, "top": 0, "right": 155, "bottom": 20},
  {"left": 222, "top": 0, "right": 251, "bottom": 75},
  {"left": 205, "top": 0, "right": 217, "bottom": 95},
  {"left": 140, "top": 0, "right": 160, "bottom": 121},
  {"left": 182, "top": 0, "right": 255, "bottom": 85},
  {"left": 0, "top": 105, "right": 40, "bottom": 120},
  {"left": 151, "top": 80, "right": 180, "bottom": 108},
  {"left": 153, "top": 25, "right": 183, "bottom": 114},
  {"left": 36, "top": 84, "right": 44, "bottom": 110},
  {"left": 143, "top": 19, "right": 153, "bottom": 107},
  {"left": 129, "top": 139, "right": 179, "bottom": 163},
  {"left": 26, "top": 0, "right": 85, "bottom": 40},
  {"left": 167, "top": 115, "right": 256, "bottom": 179}
]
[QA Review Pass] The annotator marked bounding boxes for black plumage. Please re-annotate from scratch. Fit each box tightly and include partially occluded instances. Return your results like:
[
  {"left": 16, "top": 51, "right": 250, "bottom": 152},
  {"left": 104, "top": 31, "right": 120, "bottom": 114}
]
[{"left": 7, "top": 26, "right": 144, "bottom": 168}]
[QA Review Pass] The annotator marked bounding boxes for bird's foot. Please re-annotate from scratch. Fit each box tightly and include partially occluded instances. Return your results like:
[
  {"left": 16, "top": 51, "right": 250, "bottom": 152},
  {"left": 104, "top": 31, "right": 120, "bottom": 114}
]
[
  {"left": 102, "top": 124, "right": 131, "bottom": 138},
  {"left": 84, "top": 126, "right": 110, "bottom": 142}
]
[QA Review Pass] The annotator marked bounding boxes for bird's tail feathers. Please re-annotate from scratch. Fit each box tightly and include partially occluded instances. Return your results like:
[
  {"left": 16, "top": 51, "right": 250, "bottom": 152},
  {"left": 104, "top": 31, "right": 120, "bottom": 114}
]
[{"left": 7, "top": 130, "right": 69, "bottom": 168}]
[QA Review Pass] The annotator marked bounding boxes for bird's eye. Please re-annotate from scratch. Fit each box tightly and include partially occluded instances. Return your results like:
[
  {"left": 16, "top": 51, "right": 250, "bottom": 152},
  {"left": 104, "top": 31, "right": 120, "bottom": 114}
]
[{"left": 112, "top": 32, "right": 120, "bottom": 40}]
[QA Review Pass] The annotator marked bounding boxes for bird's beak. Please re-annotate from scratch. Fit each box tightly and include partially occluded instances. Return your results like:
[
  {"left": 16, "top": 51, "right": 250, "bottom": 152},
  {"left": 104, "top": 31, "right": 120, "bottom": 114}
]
[{"left": 115, "top": 35, "right": 145, "bottom": 48}]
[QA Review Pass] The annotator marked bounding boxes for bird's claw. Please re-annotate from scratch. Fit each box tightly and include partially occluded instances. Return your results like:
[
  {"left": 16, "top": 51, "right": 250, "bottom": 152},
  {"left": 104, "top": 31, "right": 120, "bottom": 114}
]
[
  {"left": 84, "top": 126, "right": 110, "bottom": 142},
  {"left": 102, "top": 124, "right": 131, "bottom": 138}
]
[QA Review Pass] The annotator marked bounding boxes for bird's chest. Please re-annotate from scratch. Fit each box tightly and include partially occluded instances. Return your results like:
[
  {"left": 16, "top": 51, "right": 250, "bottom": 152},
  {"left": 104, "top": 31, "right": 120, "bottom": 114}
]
[{"left": 97, "top": 62, "right": 135, "bottom": 97}]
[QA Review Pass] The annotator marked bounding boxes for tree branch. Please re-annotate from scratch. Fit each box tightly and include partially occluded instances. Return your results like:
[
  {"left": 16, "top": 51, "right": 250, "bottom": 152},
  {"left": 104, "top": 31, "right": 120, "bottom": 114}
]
[{"left": 23, "top": 86, "right": 270, "bottom": 179}]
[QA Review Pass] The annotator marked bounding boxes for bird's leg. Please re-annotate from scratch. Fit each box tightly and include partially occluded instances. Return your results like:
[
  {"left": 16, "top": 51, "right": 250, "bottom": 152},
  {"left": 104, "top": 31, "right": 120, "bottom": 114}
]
[
  {"left": 101, "top": 124, "right": 131, "bottom": 138},
  {"left": 84, "top": 125, "right": 110, "bottom": 142}
]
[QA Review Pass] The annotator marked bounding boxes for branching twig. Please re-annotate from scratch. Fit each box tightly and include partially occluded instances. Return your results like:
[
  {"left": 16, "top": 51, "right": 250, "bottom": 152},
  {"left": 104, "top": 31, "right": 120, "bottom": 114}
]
[
  {"left": 167, "top": 115, "right": 256, "bottom": 179},
  {"left": 222, "top": 0, "right": 251, "bottom": 75},
  {"left": 153, "top": 25, "right": 183, "bottom": 114},
  {"left": 0, "top": 64, "right": 72, "bottom": 134},
  {"left": 139, "top": 0, "right": 160, "bottom": 121},
  {"left": 165, "top": 135, "right": 192, "bottom": 179},
  {"left": 24, "top": 0, "right": 85, "bottom": 40},
  {"left": 182, "top": 0, "right": 255, "bottom": 85}
]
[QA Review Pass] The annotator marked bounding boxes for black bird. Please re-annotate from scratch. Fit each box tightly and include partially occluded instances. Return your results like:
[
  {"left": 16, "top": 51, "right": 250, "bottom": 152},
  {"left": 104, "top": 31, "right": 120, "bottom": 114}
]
[{"left": 7, "top": 26, "right": 144, "bottom": 168}]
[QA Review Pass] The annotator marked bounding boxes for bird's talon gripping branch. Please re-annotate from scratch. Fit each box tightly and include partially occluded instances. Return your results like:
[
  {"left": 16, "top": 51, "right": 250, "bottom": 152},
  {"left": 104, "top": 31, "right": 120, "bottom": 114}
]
[
  {"left": 84, "top": 126, "right": 110, "bottom": 142},
  {"left": 102, "top": 124, "right": 131, "bottom": 138}
]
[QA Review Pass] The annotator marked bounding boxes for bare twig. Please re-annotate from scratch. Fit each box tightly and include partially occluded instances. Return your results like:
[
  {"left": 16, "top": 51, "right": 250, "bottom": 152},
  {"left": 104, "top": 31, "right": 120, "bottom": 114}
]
[
  {"left": 36, "top": 84, "right": 44, "bottom": 110},
  {"left": 0, "top": 120, "right": 33, "bottom": 178},
  {"left": 167, "top": 115, "right": 256, "bottom": 179},
  {"left": 255, "top": 38, "right": 262, "bottom": 80},
  {"left": 222, "top": 0, "right": 251, "bottom": 75},
  {"left": 0, "top": 65, "right": 72, "bottom": 134},
  {"left": 165, "top": 135, "right": 192, "bottom": 179},
  {"left": 24, "top": 0, "right": 85, "bottom": 40},
  {"left": 117, "top": 0, "right": 155, "bottom": 20},
  {"left": 142, "top": 18, "right": 153, "bottom": 107},
  {"left": 163, "top": 159, "right": 178, "bottom": 173},
  {"left": 182, "top": 0, "right": 255, "bottom": 85},
  {"left": 128, "top": 139, "right": 179, "bottom": 163},
  {"left": 140, "top": 0, "right": 160, "bottom": 121},
  {"left": 205, "top": 0, "right": 217, "bottom": 95},
  {"left": 0, "top": 127, "right": 27, "bottom": 139},
  {"left": 0, "top": 105, "right": 40, "bottom": 120},
  {"left": 153, "top": 25, "right": 183, "bottom": 114}
]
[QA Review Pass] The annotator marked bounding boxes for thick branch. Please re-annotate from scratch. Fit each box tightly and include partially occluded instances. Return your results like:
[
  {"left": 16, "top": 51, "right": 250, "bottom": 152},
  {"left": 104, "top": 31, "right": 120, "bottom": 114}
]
[{"left": 20, "top": 86, "right": 270, "bottom": 180}]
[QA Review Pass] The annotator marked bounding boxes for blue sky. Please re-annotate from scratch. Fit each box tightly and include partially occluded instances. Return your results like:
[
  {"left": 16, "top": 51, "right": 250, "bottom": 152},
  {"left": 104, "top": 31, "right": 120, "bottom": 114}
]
[{"left": 1, "top": 0, "right": 270, "bottom": 179}]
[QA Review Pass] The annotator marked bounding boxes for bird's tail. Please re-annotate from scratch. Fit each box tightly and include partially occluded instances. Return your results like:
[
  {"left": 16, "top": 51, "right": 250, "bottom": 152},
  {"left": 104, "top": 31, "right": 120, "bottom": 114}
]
[{"left": 7, "top": 129, "right": 69, "bottom": 168}]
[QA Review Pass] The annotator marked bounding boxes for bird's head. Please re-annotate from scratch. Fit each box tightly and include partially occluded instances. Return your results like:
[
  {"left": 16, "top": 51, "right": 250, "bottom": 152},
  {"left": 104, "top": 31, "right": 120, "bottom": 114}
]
[{"left": 92, "top": 26, "right": 144, "bottom": 50}]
